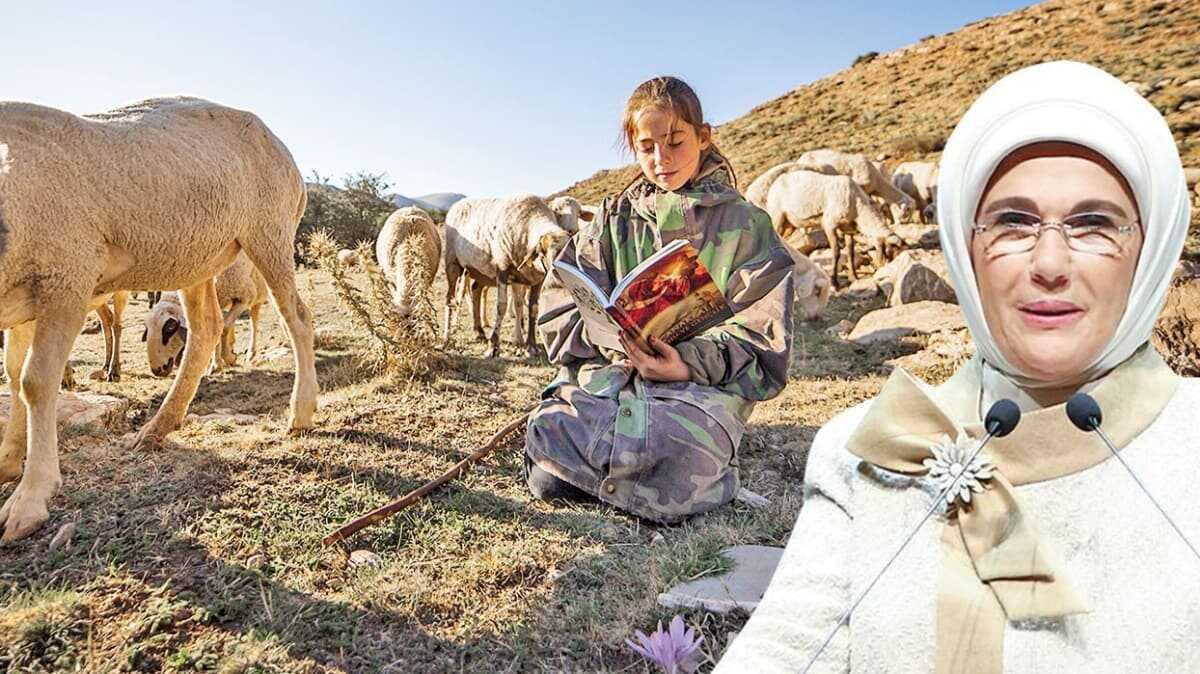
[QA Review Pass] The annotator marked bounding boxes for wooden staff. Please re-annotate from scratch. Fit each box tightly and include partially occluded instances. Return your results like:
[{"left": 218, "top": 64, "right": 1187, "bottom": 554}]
[{"left": 322, "top": 412, "right": 530, "bottom": 546}]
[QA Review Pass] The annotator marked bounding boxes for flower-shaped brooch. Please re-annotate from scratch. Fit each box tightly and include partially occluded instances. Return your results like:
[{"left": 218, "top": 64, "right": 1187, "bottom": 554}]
[{"left": 922, "top": 432, "right": 995, "bottom": 509}]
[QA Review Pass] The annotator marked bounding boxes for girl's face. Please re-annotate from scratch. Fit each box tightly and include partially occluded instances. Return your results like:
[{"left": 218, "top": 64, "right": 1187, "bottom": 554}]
[
  {"left": 632, "top": 106, "right": 711, "bottom": 192},
  {"left": 970, "top": 142, "right": 1143, "bottom": 386}
]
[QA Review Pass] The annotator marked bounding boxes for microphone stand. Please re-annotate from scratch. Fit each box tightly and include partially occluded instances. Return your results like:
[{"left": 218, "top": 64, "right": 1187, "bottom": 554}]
[
  {"left": 1067, "top": 393, "right": 1200, "bottom": 564},
  {"left": 800, "top": 400, "right": 1020, "bottom": 673}
]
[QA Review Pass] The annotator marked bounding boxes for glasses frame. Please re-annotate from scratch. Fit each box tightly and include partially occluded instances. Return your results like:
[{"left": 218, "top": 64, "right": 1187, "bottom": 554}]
[{"left": 971, "top": 212, "right": 1140, "bottom": 257}]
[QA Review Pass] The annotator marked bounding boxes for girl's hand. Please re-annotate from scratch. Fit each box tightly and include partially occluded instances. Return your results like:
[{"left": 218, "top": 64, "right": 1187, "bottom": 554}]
[{"left": 619, "top": 333, "right": 691, "bottom": 382}]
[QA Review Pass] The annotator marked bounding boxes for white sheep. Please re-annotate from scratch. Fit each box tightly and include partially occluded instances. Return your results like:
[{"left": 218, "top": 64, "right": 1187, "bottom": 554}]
[
  {"left": 0, "top": 97, "right": 318, "bottom": 542},
  {"left": 142, "top": 252, "right": 270, "bottom": 376},
  {"left": 442, "top": 194, "right": 571, "bottom": 358},
  {"left": 337, "top": 249, "right": 360, "bottom": 268},
  {"left": 546, "top": 195, "right": 595, "bottom": 234},
  {"left": 797, "top": 149, "right": 916, "bottom": 224},
  {"left": 376, "top": 207, "right": 442, "bottom": 317},
  {"left": 764, "top": 169, "right": 903, "bottom": 289},
  {"left": 779, "top": 240, "right": 832, "bottom": 321},
  {"left": 891, "top": 161, "right": 939, "bottom": 223},
  {"left": 745, "top": 161, "right": 805, "bottom": 211}
]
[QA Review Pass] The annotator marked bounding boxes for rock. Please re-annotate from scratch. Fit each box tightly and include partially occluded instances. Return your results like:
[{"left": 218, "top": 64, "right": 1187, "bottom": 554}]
[
  {"left": 0, "top": 391, "right": 127, "bottom": 433},
  {"left": 1184, "top": 168, "right": 1200, "bottom": 188},
  {"left": 1153, "top": 261, "right": 1200, "bottom": 375},
  {"left": 826, "top": 319, "right": 853, "bottom": 338},
  {"left": 873, "top": 250, "right": 956, "bottom": 306},
  {"left": 885, "top": 329, "right": 975, "bottom": 375},
  {"left": 809, "top": 248, "right": 834, "bottom": 271},
  {"left": 735, "top": 488, "right": 770, "bottom": 509},
  {"left": 651, "top": 532, "right": 666, "bottom": 546},
  {"left": 785, "top": 229, "right": 829, "bottom": 255},
  {"left": 348, "top": 550, "right": 383, "bottom": 568},
  {"left": 259, "top": 346, "right": 292, "bottom": 362},
  {"left": 847, "top": 301, "right": 966, "bottom": 345},
  {"left": 845, "top": 277, "right": 880, "bottom": 299},
  {"left": 1125, "top": 81, "right": 1151, "bottom": 97},
  {"left": 657, "top": 545, "right": 785, "bottom": 614},
  {"left": 246, "top": 553, "right": 267, "bottom": 569},
  {"left": 1183, "top": 79, "right": 1200, "bottom": 90},
  {"left": 47, "top": 522, "right": 76, "bottom": 553}
]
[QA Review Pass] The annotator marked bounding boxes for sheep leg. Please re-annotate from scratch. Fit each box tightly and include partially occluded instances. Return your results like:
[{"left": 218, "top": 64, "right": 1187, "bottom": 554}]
[
  {"left": 240, "top": 243, "right": 318, "bottom": 433},
  {"left": 0, "top": 326, "right": 33, "bottom": 485},
  {"left": 845, "top": 233, "right": 860, "bottom": 281},
  {"left": 107, "top": 290, "right": 127, "bottom": 381},
  {"left": 1, "top": 303, "right": 89, "bottom": 543},
  {"left": 133, "top": 279, "right": 223, "bottom": 450},
  {"left": 488, "top": 273, "right": 508, "bottom": 359},
  {"left": 221, "top": 300, "right": 249, "bottom": 368},
  {"left": 508, "top": 285, "right": 527, "bottom": 345},
  {"left": 247, "top": 303, "right": 262, "bottom": 362},
  {"left": 90, "top": 301, "right": 116, "bottom": 382},
  {"left": 824, "top": 218, "right": 843, "bottom": 290},
  {"left": 525, "top": 282, "right": 542, "bottom": 357},
  {"left": 469, "top": 281, "right": 487, "bottom": 342},
  {"left": 442, "top": 262, "right": 463, "bottom": 347}
]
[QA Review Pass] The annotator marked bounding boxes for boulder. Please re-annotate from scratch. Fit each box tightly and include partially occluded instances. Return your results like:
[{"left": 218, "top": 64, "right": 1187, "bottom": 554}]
[
  {"left": 1153, "top": 260, "right": 1200, "bottom": 375},
  {"left": 1185, "top": 167, "right": 1200, "bottom": 188},
  {"left": 0, "top": 391, "right": 127, "bottom": 433},
  {"left": 784, "top": 229, "right": 829, "bottom": 255},
  {"left": 657, "top": 545, "right": 785, "bottom": 614},
  {"left": 873, "top": 250, "right": 957, "bottom": 306},
  {"left": 847, "top": 301, "right": 966, "bottom": 345}
]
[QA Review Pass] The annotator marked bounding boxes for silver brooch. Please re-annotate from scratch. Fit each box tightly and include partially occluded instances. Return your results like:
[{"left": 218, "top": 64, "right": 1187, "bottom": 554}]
[{"left": 922, "top": 432, "right": 995, "bottom": 508}]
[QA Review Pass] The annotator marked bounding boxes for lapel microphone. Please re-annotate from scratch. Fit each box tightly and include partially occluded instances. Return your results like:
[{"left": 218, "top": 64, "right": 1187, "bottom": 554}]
[
  {"left": 800, "top": 399, "right": 1021, "bottom": 673},
  {"left": 1066, "top": 393, "right": 1200, "bottom": 562}
]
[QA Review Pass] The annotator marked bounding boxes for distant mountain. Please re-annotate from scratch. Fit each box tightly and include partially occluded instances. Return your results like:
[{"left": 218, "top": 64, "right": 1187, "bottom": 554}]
[
  {"left": 383, "top": 192, "right": 465, "bottom": 212},
  {"left": 414, "top": 193, "right": 467, "bottom": 211}
]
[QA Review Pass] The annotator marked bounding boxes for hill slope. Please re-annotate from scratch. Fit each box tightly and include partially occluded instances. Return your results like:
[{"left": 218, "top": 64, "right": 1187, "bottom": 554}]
[{"left": 561, "top": 0, "right": 1200, "bottom": 203}]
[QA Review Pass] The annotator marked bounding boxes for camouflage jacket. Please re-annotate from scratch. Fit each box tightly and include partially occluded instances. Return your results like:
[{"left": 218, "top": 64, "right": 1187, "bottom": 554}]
[{"left": 527, "top": 152, "right": 796, "bottom": 522}]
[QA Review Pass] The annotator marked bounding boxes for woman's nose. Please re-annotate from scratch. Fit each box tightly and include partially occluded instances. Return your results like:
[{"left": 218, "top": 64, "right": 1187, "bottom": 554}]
[
  {"left": 1029, "top": 229, "right": 1071, "bottom": 289},
  {"left": 654, "top": 145, "right": 668, "bottom": 166}
]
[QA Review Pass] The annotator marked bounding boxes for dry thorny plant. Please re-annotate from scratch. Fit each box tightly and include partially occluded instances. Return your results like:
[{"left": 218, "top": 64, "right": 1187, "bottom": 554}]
[{"left": 305, "top": 229, "right": 449, "bottom": 380}]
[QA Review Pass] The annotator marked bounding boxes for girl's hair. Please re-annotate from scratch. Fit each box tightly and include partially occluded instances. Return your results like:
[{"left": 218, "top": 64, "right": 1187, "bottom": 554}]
[{"left": 619, "top": 76, "right": 729, "bottom": 164}]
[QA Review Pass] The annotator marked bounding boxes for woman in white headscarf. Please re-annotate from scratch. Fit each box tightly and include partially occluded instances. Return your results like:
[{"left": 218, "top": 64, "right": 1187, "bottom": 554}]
[{"left": 715, "top": 61, "right": 1198, "bottom": 673}]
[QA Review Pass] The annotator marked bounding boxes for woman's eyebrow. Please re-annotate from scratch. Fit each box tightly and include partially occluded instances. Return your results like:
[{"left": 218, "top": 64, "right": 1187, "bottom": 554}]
[
  {"left": 1070, "top": 198, "right": 1129, "bottom": 217},
  {"left": 980, "top": 196, "right": 1038, "bottom": 214}
]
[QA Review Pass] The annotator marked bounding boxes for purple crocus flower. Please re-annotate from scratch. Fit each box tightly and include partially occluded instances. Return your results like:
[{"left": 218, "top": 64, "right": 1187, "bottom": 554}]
[{"left": 625, "top": 614, "right": 705, "bottom": 674}]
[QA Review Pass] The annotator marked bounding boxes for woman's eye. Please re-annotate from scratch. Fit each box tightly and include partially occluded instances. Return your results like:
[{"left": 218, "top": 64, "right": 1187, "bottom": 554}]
[
  {"left": 993, "top": 211, "right": 1038, "bottom": 227},
  {"left": 1067, "top": 213, "right": 1116, "bottom": 229},
  {"left": 668, "top": 142, "right": 683, "bottom": 148}
]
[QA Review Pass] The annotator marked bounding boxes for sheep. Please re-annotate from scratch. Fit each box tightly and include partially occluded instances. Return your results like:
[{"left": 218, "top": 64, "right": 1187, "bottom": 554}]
[
  {"left": 891, "top": 161, "right": 939, "bottom": 224},
  {"left": 143, "top": 253, "right": 271, "bottom": 376},
  {"left": 337, "top": 249, "right": 360, "bottom": 268},
  {"left": 546, "top": 195, "right": 595, "bottom": 234},
  {"left": 797, "top": 149, "right": 916, "bottom": 224},
  {"left": 442, "top": 194, "right": 571, "bottom": 358},
  {"left": 779, "top": 240, "right": 832, "bottom": 321},
  {"left": 764, "top": 170, "right": 903, "bottom": 289},
  {"left": 376, "top": 207, "right": 442, "bottom": 317},
  {"left": 745, "top": 161, "right": 805, "bottom": 211},
  {"left": 0, "top": 97, "right": 318, "bottom": 542},
  {"left": 89, "top": 291, "right": 130, "bottom": 382}
]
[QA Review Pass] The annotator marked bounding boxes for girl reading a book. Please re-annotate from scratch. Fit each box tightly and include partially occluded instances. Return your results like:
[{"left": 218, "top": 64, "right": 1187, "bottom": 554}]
[{"left": 524, "top": 76, "right": 796, "bottom": 523}]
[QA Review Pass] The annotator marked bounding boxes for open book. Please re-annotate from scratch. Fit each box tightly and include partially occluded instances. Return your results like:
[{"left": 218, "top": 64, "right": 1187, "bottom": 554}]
[{"left": 554, "top": 239, "right": 734, "bottom": 354}]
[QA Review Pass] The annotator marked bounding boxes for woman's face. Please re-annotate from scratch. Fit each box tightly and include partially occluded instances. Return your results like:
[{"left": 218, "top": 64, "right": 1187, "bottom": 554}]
[
  {"left": 971, "top": 143, "right": 1143, "bottom": 386},
  {"left": 633, "top": 106, "right": 710, "bottom": 192}
]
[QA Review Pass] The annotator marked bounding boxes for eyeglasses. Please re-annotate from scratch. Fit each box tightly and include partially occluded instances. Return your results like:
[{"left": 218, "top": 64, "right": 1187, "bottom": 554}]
[{"left": 972, "top": 210, "right": 1140, "bottom": 257}]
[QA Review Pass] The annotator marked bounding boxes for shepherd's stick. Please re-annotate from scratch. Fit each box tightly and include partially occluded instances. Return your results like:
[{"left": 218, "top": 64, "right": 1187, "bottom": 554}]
[{"left": 322, "top": 413, "right": 530, "bottom": 546}]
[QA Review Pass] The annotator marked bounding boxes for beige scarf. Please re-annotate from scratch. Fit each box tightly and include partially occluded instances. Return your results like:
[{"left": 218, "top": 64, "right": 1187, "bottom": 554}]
[{"left": 845, "top": 345, "right": 1178, "bottom": 673}]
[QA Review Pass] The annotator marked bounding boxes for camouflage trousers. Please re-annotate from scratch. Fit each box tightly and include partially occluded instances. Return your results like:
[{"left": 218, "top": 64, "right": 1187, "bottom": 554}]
[{"left": 525, "top": 365, "right": 749, "bottom": 523}]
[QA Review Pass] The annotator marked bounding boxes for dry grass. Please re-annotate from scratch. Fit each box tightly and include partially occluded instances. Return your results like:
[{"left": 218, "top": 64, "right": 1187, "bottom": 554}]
[{"left": 0, "top": 261, "right": 923, "bottom": 672}]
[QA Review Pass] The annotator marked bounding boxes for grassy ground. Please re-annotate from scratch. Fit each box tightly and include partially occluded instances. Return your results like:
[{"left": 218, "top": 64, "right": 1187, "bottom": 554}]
[{"left": 0, "top": 267, "right": 940, "bottom": 673}]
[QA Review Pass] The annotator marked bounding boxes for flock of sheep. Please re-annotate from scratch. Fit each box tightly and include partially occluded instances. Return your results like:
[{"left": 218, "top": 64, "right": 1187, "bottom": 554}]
[{"left": 0, "top": 92, "right": 940, "bottom": 543}]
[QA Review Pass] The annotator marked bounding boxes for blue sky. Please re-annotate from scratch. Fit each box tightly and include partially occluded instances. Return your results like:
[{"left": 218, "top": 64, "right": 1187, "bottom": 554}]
[{"left": 5, "top": 1, "right": 1033, "bottom": 198}]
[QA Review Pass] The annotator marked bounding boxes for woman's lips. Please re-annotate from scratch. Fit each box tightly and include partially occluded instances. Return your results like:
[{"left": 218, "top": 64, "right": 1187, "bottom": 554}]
[
  {"left": 1017, "top": 299, "right": 1085, "bottom": 329},
  {"left": 656, "top": 170, "right": 677, "bottom": 181}
]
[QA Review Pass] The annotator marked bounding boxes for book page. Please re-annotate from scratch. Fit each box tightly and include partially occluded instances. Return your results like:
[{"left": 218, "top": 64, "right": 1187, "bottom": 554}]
[
  {"left": 611, "top": 242, "right": 733, "bottom": 346},
  {"left": 611, "top": 238, "right": 689, "bottom": 300},
  {"left": 551, "top": 261, "right": 625, "bottom": 352}
]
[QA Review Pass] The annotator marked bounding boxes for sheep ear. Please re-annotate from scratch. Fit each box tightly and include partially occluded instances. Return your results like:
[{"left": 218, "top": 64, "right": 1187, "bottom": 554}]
[
  {"left": 140, "top": 326, "right": 148, "bottom": 342},
  {"left": 178, "top": 325, "right": 189, "bottom": 344},
  {"left": 579, "top": 209, "right": 595, "bottom": 222}
]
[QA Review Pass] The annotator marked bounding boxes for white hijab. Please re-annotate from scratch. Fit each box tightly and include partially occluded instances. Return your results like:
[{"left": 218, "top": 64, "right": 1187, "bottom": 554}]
[{"left": 937, "top": 60, "right": 1191, "bottom": 391}]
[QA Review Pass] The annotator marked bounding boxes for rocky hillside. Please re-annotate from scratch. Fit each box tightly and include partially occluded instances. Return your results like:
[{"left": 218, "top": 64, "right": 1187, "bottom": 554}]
[{"left": 561, "top": 0, "right": 1200, "bottom": 206}]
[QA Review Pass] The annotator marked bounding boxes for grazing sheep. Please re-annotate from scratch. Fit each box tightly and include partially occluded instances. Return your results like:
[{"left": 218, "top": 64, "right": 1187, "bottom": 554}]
[
  {"left": 546, "top": 195, "right": 595, "bottom": 234},
  {"left": 779, "top": 240, "right": 832, "bottom": 321},
  {"left": 143, "top": 253, "right": 270, "bottom": 376},
  {"left": 442, "top": 194, "right": 571, "bottom": 358},
  {"left": 797, "top": 149, "right": 916, "bottom": 224},
  {"left": 764, "top": 170, "right": 902, "bottom": 289},
  {"left": 891, "top": 161, "right": 939, "bottom": 223},
  {"left": 0, "top": 97, "right": 318, "bottom": 542},
  {"left": 376, "top": 207, "right": 442, "bottom": 317},
  {"left": 745, "top": 161, "right": 805, "bottom": 211},
  {"left": 337, "top": 249, "right": 359, "bottom": 267}
]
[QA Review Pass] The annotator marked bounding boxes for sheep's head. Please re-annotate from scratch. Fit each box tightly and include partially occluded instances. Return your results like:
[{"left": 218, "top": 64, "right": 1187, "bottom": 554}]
[
  {"left": 142, "top": 300, "right": 188, "bottom": 377},
  {"left": 535, "top": 230, "right": 571, "bottom": 278},
  {"left": 889, "top": 198, "right": 915, "bottom": 225},
  {"left": 877, "top": 234, "right": 905, "bottom": 266}
]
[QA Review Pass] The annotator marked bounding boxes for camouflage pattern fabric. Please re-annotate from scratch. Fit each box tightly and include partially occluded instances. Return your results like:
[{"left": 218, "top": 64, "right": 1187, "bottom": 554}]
[{"left": 527, "top": 151, "right": 796, "bottom": 523}]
